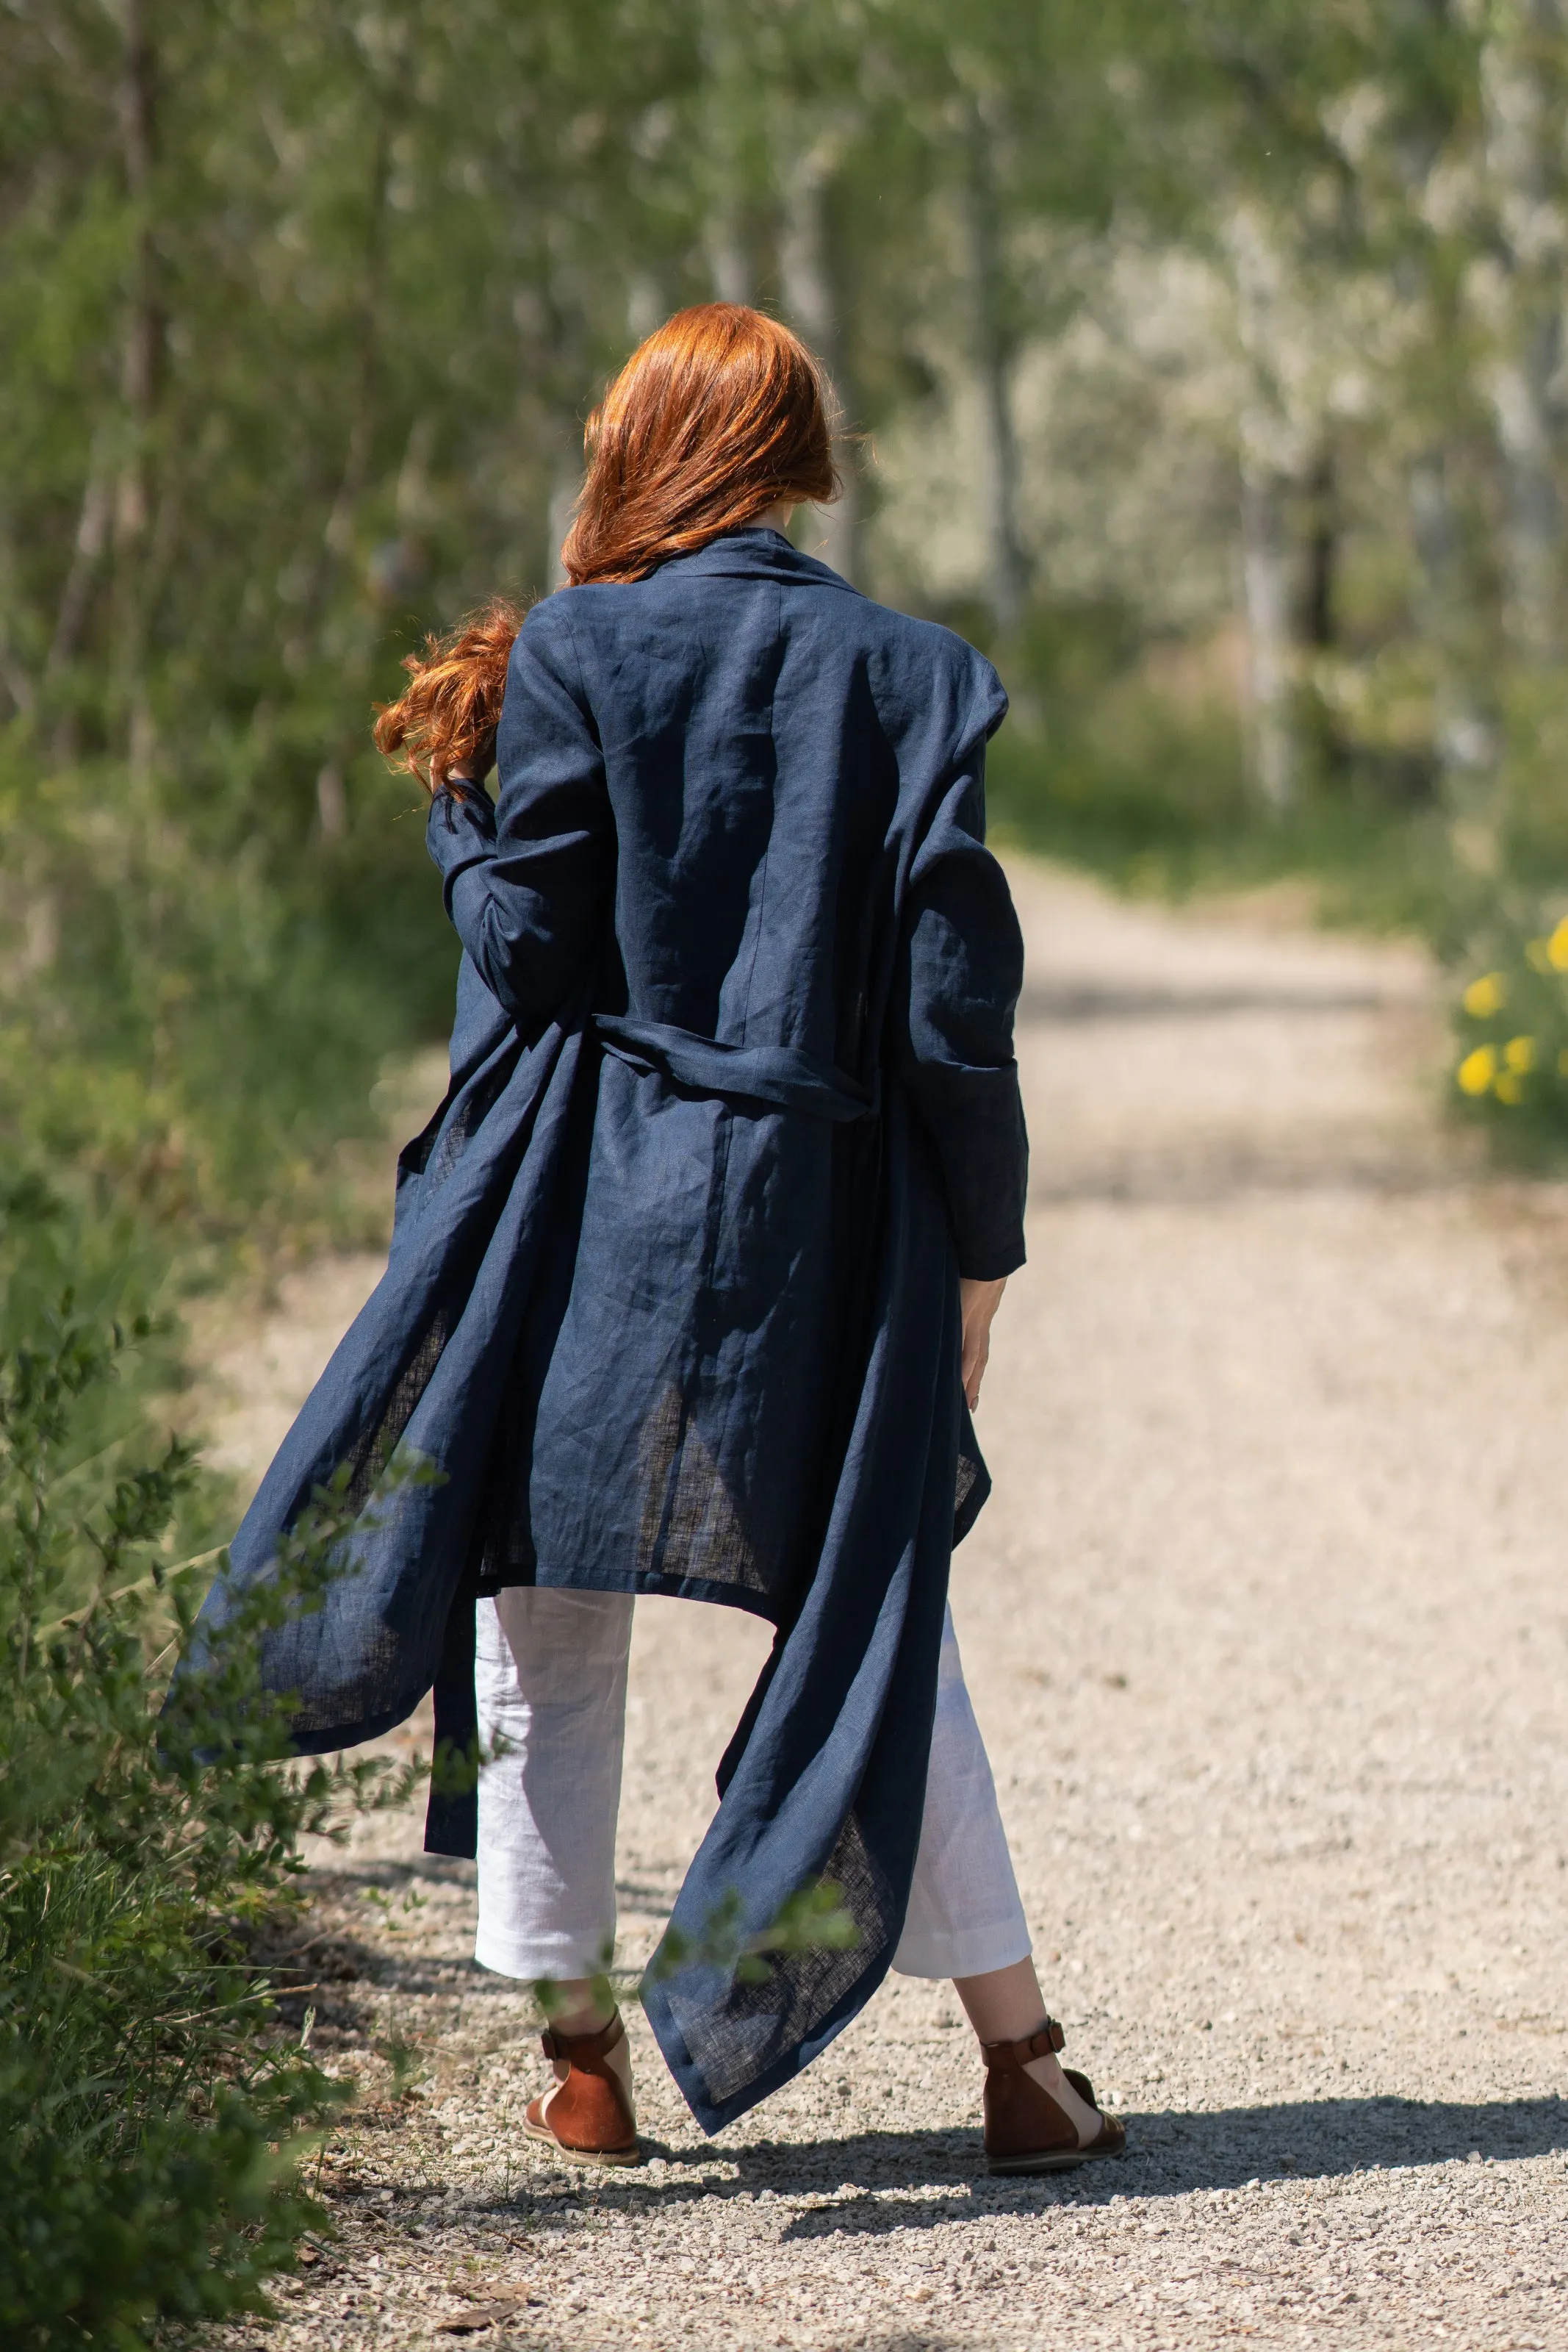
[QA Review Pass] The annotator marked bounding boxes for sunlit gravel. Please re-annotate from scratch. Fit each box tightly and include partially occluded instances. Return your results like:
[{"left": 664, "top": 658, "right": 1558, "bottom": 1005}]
[{"left": 211, "top": 862, "right": 1568, "bottom": 2352}]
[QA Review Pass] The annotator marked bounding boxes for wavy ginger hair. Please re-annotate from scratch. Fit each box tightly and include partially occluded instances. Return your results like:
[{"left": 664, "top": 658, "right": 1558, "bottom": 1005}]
[{"left": 375, "top": 304, "right": 838, "bottom": 791}]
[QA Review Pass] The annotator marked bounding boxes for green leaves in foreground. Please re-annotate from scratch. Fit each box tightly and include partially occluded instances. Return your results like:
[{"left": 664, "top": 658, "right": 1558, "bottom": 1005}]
[
  {"left": 0, "top": 1294, "right": 422, "bottom": 2351},
  {"left": 0, "top": 1268, "right": 862, "bottom": 2342},
  {"left": 645, "top": 1878, "right": 862, "bottom": 1990},
  {"left": 531, "top": 1877, "right": 862, "bottom": 2034}
]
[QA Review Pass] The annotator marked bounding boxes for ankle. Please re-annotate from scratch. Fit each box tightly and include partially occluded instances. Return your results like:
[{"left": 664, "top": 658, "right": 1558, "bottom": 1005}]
[
  {"left": 978, "top": 2012, "right": 1051, "bottom": 2055},
  {"left": 952, "top": 1957, "right": 1054, "bottom": 2048},
  {"left": 536, "top": 1980, "right": 615, "bottom": 2040}
]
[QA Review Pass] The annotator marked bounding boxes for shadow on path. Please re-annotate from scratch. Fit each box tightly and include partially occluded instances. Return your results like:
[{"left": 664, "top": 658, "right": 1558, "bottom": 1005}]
[
  {"left": 1017, "top": 981, "right": 1403, "bottom": 1027},
  {"left": 1027, "top": 1154, "right": 1464, "bottom": 1206},
  {"left": 643, "top": 2098, "right": 1568, "bottom": 2236}
]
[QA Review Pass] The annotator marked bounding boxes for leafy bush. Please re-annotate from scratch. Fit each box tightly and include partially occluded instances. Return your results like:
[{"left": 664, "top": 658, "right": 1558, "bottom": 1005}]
[
  {"left": 1450, "top": 912, "right": 1568, "bottom": 1146},
  {"left": 0, "top": 1241, "right": 417, "bottom": 2350},
  {"left": 0, "top": 751, "right": 456, "bottom": 1269},
  {"left": 979, "top": 604, "right": 1453, "bottom": 936},
  {"left": 982, "top": 603, "right": 1251, "bottom": 869}
]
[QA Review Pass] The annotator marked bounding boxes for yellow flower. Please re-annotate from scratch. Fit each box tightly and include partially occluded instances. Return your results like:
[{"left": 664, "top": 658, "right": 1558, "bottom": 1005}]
[
  {"left": 1462, "top": 972, "right": 1507, "bottom": 1018},
  {"left": 1504, "top": 1035, "right": 1536, "bottom": 1073},
  {"left": 1496, "top": 1072, "right": 1525, "bottom": 1105},
  {"left": 1549, "top": 918, "right": 1568, "bottom": 971},
  {"left": 1457, "top": 1045, "right": 1498, "bottom": 1094}
]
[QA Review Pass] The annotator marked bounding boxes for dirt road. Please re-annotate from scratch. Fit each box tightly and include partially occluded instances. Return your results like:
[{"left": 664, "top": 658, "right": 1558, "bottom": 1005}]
[{"left": 206, "top": 861, "right": 1568, "bottom": 2352}]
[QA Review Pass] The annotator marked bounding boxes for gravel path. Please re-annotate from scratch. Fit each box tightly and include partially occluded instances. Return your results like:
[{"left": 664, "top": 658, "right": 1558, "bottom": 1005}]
[{"left": 203, "top": 862, "right": 1568, "bottom": 2352}]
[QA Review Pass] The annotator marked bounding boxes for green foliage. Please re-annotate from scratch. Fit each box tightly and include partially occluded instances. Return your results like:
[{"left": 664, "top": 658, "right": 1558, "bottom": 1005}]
[
  {"left": 4, "top": 0, "right": 1568, "bottom": 930},
  {"left": 528, "top": 1879, "right": 861, "bottom": 2034},
  {"left": 985, "top": 609, "right": 1456, "bottom": 937},
  {"left": 0, "top": 1169, "right": 227, "bottom": 1617},
  {"left": 0, "top": 1275, "right": 422, "bottom": 2350},
  {"left": 0, "top": 750, "right": 456, "bottom": 1262},
  {"left": 986, "top": 603, "right": 1253, "bottom": 859},
  {"left": 1452, "top": 912, "right": 1568, "bottom": 1150},
  {"left": 643, "top": 1875, "right": 860, "bottom": 1993},
  {"left": 6, "top": 0, "right": 1547, "bottom": 1064}
]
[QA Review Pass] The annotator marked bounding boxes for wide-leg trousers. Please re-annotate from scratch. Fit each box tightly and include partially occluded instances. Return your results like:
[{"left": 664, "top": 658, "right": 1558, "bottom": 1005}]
[{"left": 473, "top": 1587, "right": 1032, "bottom": 1985}]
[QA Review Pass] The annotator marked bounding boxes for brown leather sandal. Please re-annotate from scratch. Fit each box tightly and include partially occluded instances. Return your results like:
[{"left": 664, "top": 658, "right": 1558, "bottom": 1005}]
[
  {"left": 523, "top": 2010, "right": 641, "bottom": 2168},
  {"left": 982, "top": 2015, "right": 1126, "bottom": 2176}
]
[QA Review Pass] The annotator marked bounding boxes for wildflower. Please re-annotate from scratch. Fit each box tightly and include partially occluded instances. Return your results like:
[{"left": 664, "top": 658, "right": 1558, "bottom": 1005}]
[
  {"left": 1456, "top": 1045, "right": 1498, "bottom": 1094},
  {"left": 1496, "top": 1072, "right": 1525, "bottom": 1105},
  {"left": 1503, "top": 1035, "right": 1536, "bottom": 1074},
  {"left": 1462, "top": 972, "right": 1507, "bottom": 1018},
  {"left": 1550, "top": 918, "right": 1568, "bottom": 971}
]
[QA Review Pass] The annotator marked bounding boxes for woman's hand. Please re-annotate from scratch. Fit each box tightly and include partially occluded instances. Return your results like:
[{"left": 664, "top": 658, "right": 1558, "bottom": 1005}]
[
  {"left": 960, "top": 1276, "right": 1007, "bottom": 1413},
  {"left": 432, "top": 729, "right": 497, "bottom": 795}
]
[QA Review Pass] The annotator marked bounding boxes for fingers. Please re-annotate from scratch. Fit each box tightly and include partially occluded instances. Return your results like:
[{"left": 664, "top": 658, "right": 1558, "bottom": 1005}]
[{"left": 960, "top": 1275, "right": 1004, "bottom": 1412}]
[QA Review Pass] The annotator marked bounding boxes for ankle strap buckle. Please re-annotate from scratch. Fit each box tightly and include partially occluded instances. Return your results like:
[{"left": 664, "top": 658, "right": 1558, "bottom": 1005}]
[
  {"left": 540, "top": 2010, "right": 625, "bottom": 2067},
  {"left": 982, "top": 2015, "right": 1066, "bottom": 2067}
]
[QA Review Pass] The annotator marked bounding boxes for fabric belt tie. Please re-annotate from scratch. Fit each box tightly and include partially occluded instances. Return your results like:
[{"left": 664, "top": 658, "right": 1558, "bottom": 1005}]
[{"left": 591, "top": 1014, "right": 878, "bottom": 1124}]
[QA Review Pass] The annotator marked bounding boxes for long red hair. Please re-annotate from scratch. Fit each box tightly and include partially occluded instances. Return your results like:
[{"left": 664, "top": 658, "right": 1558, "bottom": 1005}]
[{"left": 375, "top": 304, "right": 838, "bottom": 791}]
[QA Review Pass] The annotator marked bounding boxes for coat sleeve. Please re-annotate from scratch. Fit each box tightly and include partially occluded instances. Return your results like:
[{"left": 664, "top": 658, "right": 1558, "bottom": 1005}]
[
  {"left": 893, "top": 686, "right": 1029, "bottom": 1283},
  {"left": 425, "top": 598, "right": 614, "bottom": 1022}
]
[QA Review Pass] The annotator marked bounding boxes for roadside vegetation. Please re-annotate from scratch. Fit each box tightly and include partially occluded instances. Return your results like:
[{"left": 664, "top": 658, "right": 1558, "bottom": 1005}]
[
  {"left": 0, "top": 1200, "right": 420, "bottom": 2348},
  {"left": 9, "top": 0, "right": 1568, "bottom": 2338}
]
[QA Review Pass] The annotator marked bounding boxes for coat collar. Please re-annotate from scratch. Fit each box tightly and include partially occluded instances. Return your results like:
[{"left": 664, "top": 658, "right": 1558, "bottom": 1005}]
[{"left": 652, "top": 527, "right": 857, "bottom": 591}]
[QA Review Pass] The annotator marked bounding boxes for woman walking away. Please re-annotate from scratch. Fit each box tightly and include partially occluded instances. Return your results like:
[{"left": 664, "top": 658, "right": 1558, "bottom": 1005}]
[{"left": 179, "top": 304, "right": 1123, "bottom": 2177}]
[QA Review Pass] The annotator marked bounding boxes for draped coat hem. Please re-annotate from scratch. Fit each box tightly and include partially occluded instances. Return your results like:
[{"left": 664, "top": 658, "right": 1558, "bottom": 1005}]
[{"left": 174, "top": 530, "right": 1027, "bottom": 2137}]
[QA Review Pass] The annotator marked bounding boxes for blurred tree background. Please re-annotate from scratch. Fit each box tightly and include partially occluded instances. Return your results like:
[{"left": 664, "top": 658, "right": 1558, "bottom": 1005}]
[{"left": 8, "top": 0, "right": 1568, "bottom": 1246}]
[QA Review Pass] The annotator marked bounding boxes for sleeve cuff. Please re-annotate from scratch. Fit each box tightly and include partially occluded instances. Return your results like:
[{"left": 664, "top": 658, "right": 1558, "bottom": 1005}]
[
  {"left": 426, "top": 784, "right": 496, "bottom": 857},
  {"left": 957, "top": 1235, "right": 1026, "bottom": 1283}
]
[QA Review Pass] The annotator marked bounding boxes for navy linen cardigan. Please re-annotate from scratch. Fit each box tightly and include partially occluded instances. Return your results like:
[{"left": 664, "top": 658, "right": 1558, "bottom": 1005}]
[{"left": 183, "top": 528, "right": 1028, "bottom": 2132}]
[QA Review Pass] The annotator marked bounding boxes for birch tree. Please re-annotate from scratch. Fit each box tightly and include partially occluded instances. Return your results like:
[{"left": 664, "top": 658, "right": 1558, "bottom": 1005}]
[{"left": 1474, "top": 0, "right": 1568, "bottom": 665}]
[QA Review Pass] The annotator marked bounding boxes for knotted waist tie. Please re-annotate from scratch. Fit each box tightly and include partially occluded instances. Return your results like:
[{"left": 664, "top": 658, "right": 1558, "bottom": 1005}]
[{"left": 591, "top": 1014, "right": 878, "bottom": 1125}]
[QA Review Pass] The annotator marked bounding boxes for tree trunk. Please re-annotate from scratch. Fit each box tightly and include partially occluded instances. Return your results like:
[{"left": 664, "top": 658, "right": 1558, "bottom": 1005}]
[
  {"left": 0, "top": 510, "right": 38, "bottom": 719},
  {"left": 112, "top": 0, "right": 163, "bottom": 742},
  {"left": 46, "top": 431, "right": 112, "bottom": 684},
  {"left": 778, "top": 133, "right": 857, "bottom": 583},
  {"left": 547, "top": 465, "right": 579, "bottom": 590},
  {"left": 1378, "top": 1, "right": 1502, "bottom": 832},
  {"left": 1229, "top": 207, "right": 1301, "bottom": 811},
  {"left": 1239, "top": 460, "right": 1298, "bottom": 814},
  {"left": 1301, "top": 441, "right": 1337, "bottom": 653},
  {"left": 1409, "top": 444, "right": 1501, "bottom": 870},
  {"left": 284, "top": 115, "right": 390, "bottom": 673},
  {"left": 1478, "top": 0, "right": 1565, "bottom": 664},
  {"left": 700, "top": 0, "right": 753, "bottom": 307},
  {"left": 1299, "top": 438, "right": 1347, "bottom": 780},
  {"left": 963, "top": 106, "right": 1026, "bottom": 635},
  {"left": 705, "top": 216, "right": 752, "bottom": 308}
]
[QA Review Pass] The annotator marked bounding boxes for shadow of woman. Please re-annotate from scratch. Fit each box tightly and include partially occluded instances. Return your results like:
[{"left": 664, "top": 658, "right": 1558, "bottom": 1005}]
[{"left": 661, "top": 2095, "right": 1568, "bottom": 2238}]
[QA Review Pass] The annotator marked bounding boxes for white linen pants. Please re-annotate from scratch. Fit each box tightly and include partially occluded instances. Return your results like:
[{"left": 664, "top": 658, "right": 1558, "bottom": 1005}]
[{"left": 473, "top": 1587, "right": 1032, "bottom": 1984}]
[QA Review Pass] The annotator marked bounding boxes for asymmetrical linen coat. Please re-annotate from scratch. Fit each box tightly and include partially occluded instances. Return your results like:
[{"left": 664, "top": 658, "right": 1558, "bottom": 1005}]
[{"left": 184, "top": 528, "right": 1028, "bottom": 2133}]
